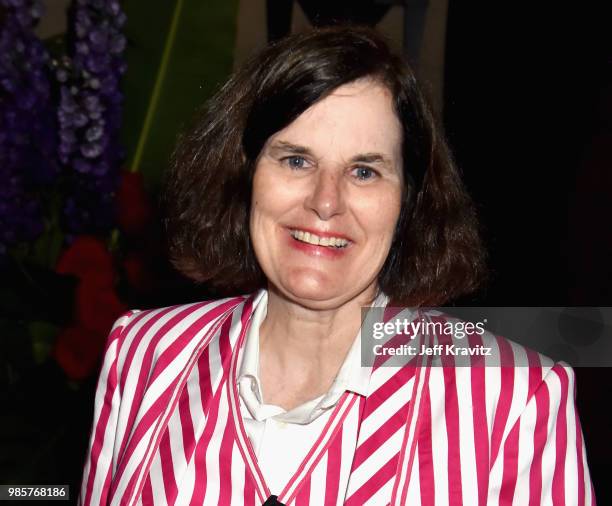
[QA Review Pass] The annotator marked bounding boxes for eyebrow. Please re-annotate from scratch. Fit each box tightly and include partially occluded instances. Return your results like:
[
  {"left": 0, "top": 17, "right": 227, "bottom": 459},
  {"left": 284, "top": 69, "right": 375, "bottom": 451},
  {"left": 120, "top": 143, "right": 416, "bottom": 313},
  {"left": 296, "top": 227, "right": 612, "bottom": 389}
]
[
  {"left": 269, "top": 141, "right": 395, "bottom": 170},
  {"left": 269, "top": 141, "right": 313, "bottom": 156}
]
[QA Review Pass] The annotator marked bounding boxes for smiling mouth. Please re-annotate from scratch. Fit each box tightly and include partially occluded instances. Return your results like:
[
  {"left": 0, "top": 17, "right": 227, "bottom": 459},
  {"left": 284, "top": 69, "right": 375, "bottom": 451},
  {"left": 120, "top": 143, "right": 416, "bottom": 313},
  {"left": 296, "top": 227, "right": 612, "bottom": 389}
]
[{"left": 289, "top": 229, "right": 350, "bottom": 248}]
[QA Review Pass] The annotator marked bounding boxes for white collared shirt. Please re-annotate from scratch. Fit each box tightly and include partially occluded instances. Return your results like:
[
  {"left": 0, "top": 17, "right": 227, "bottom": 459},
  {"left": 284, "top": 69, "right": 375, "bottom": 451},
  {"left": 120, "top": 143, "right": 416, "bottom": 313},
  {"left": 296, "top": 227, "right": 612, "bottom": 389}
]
[{"left": 236, "top": 289, "right": 388, "bottom": 494}]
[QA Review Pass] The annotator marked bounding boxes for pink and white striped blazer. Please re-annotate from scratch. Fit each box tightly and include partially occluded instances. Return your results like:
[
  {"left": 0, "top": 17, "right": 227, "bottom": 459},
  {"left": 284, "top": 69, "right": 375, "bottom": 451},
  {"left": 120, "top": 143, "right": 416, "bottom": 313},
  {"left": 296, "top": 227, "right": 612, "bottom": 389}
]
[{"left": 79, "top": 291, "right": 596, "bottom": 505}]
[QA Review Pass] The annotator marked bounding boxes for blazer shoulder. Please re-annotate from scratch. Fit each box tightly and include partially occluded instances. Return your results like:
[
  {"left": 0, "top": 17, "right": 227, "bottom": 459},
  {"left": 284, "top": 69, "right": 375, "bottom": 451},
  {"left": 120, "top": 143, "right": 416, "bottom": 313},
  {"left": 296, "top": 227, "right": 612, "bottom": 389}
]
[
  {"left": 454, "top": 320, "right": 575, "bottom": 425},
  {"left": 422, "top": 309, "right": 562, "bottom": 403},
  {"left": 110, "top": 294, "right": 250, "bottom": 375},
  {"left": 482, "top": 329, "right": 556, "bottom": 370},
  {"left": 423, "top": 308, "right": 557, "bottom": 370},
  {"left": 480, "top": 330, "right": 568, "bottom": 403},
  {"left": 419, "top": 310, "right": 580, "bottom": 450}
]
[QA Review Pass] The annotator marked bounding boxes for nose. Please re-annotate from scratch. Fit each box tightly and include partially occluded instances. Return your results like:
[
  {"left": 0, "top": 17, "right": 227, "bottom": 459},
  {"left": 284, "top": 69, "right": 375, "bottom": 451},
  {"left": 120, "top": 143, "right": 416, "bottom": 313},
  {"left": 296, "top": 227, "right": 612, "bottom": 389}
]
[{"left": 304, "top": 168, "right": 346, "bottom": 220}]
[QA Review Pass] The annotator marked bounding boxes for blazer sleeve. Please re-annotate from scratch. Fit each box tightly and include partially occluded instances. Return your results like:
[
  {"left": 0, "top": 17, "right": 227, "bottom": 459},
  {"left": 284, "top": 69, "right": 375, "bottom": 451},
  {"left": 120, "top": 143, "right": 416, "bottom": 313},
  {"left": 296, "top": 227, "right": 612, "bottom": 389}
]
[
  {"left": 78, "top": 311, "right": 137, "bottom": 506},
  {"left": 490, "top": 362, "right": 596, "bottom": 505}
]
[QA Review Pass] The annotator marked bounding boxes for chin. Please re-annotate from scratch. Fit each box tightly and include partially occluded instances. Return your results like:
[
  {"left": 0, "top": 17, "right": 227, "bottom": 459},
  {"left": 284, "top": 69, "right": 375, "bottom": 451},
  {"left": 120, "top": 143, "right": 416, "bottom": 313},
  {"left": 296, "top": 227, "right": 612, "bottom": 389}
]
[{"left": 277, "top": 270, "right": 345, "bottom": 305}]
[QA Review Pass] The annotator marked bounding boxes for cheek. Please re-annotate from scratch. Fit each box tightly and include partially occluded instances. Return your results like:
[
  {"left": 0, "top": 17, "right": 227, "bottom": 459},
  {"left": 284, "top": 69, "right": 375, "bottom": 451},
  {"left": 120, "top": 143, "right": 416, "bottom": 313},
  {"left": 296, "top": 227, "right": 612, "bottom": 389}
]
[
  {"left": 249, "top": 169, "right": 294, "bottom": 239},
  {"left": 249, "top": 175, "right": 267, "bottom": 244},
  {"left": 251, "top": 167, "right": 305, "bottom": 219},
  {"left": 250, "top": 169, "right": 276, "bottom": 223},
  {"left": 360, "top": 188, "right": 402, "bottom": 241}
]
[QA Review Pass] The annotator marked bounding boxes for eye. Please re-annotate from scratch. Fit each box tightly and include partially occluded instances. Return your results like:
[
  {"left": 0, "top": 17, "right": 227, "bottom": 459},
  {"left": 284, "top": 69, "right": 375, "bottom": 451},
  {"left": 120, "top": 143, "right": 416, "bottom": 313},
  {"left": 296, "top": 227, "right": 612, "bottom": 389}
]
[
  {"left": 351, "top": 166, "right": 379, "bottom": 181},
  {"left": 281, "top": 155, "right": 310, "bottom": 170}
]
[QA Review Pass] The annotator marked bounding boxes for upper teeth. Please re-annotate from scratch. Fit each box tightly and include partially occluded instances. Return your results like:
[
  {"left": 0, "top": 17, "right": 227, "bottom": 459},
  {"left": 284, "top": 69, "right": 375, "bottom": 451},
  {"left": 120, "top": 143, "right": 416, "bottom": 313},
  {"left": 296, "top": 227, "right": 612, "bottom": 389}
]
[{"left": 290, "top": 230, "right": 349, "bottom": 248}]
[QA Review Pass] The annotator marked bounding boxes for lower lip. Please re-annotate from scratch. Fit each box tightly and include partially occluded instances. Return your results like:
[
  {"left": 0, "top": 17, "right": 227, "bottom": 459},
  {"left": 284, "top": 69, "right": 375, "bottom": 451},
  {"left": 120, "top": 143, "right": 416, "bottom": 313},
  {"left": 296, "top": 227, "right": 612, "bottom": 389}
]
[{"left": 285, "top": 231, "right": 351, "bottom": 259}]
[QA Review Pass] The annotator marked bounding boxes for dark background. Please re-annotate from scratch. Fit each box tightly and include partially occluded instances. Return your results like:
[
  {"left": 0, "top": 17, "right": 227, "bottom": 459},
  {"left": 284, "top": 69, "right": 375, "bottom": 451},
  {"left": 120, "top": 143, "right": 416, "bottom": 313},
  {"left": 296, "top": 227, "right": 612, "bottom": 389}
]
[{"left": 444, "top": 3, "right": 611, "bottom": 503}]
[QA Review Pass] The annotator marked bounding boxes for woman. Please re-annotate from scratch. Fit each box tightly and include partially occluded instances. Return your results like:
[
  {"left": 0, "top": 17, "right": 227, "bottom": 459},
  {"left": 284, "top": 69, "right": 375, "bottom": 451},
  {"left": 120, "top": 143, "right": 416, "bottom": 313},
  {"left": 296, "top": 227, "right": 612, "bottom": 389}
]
[{"left": 79, "top": 27, "right": 595, "bottom": 505}]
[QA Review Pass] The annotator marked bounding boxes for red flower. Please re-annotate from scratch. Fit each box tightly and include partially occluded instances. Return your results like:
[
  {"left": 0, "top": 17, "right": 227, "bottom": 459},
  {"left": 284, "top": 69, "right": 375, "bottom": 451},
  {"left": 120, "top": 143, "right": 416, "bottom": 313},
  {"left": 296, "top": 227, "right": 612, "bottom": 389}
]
[
  {"left": 75, "top": 282, "right": 127, "bottom": 335},
  {"left": 56, "top": 235, "right": 114, "bottom": 289},
  {"left": 122, "top": 251, "right": 154, "bottom": 293},
  {"left": 53, "top": 326, "right": 106, "bottom": 381},
  {"left": 115, "top": 170, "right": 153, "bottom": 235},
  {"left": 54, "top": 235, "right": 127, "bottom": 379}
]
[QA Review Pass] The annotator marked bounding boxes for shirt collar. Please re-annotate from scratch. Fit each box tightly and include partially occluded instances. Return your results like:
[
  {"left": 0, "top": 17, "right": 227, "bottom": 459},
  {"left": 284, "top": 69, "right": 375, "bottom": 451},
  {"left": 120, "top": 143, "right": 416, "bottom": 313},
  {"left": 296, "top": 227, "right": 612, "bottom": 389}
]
[
  {"left": 237, "top": 288, "right": 268, "bottom": 401},
  {"left": 318, "top": 289, "right": 389, "bottom": 406},
  {"left": 236, "top": 288, "right": 389, "bottom": 420}
]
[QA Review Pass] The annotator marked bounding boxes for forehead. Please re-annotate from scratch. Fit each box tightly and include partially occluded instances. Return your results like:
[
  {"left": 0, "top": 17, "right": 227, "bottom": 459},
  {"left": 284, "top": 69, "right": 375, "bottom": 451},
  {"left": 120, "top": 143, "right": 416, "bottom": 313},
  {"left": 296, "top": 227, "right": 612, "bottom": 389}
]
[{"left": 267, "top": 80, "right": 403, "bottom": 159}]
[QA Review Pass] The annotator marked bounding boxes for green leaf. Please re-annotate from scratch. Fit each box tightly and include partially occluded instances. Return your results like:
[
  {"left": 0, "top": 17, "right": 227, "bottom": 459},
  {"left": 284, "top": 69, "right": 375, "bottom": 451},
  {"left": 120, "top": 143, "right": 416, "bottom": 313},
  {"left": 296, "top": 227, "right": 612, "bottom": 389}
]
[{"left": 121, "top": 0, "right": 239, "bottom": 191}]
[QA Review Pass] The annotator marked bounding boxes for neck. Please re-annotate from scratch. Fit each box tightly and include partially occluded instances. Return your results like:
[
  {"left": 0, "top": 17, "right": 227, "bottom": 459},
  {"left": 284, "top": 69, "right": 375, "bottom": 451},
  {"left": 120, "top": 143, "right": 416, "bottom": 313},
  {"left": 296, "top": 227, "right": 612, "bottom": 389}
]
[{"left": 259, "top": 283, "right": 380, "bottom": 372}]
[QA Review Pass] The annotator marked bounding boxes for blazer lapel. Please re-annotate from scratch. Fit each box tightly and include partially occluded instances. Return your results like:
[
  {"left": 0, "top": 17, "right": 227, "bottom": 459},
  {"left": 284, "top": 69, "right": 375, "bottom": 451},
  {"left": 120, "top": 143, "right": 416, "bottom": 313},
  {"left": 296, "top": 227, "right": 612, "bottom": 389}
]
[{"left": 345, "top": 307, "right": 434, "bottom": 506}]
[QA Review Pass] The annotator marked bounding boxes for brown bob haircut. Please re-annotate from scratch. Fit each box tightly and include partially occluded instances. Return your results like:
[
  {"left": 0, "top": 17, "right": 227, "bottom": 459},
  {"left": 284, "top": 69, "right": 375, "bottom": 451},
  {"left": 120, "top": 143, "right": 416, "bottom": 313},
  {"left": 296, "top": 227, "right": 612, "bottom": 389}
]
[{"left": 163, "top": 25, "right": 487, "bottom": 306}]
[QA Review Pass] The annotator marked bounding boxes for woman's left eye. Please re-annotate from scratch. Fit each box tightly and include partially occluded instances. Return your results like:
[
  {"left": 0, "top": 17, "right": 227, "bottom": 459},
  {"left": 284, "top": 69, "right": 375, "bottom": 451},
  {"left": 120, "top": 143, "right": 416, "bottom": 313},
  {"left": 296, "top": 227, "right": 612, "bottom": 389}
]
[{"left": 352, "top": 166, "right": 378, "bottom": 181}]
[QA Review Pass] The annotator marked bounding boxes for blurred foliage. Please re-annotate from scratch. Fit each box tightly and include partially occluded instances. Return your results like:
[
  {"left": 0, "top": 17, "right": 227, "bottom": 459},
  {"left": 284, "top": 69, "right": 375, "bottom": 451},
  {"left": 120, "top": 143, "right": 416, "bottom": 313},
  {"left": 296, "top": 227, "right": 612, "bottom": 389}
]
[
  {"left": 1, "top": 1, "right": 239, "bottom": 496},
  {"left": 121, "top": 0, "right": 239, "bottom": 191}
]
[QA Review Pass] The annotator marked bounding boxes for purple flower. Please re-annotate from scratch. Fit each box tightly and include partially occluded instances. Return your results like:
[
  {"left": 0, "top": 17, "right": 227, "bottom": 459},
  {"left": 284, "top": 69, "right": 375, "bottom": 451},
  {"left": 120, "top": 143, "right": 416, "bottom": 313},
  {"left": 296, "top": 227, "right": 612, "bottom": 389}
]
[
  {"left": 56, "top": 68, "right": 69, "bottom": 82},
  {"left": 85, "top": 53, "right": 110, "bottom": 73},
  {"left": 0, "top": 0, "right": 58, "bottom": 250},
  {"left": 82, "top": 94, "right": 100, "bottom": 111},
  {"left": 73, "top": 112, "right": 89, "bottom": 127},
  {"left": 73, "top": 158, "right": 92, "bottom": 173},
  {"left": 115, "top": 12, "right": 127, "bottom": 27},
  {"left": 80, "top": 142, "right": 102, "bottom": 158},
  {"left": 85, "top": 124, "right": 103, "bottom": 142},
  {"left": 109, "top": 35, "right": 126, "bottom": 54},
  {"left": 89, "top": 29, "right": 108, "bottom": 50},
  {"left": 75, "top": 41, "right": 89, "bottom": 55},
  {"left": 108, "top": 1, "right": 120, "bottom": 16},
  {"left": 60, "top": 129, "right": 77, "bottom": 144},
  {"left": 0, "top": 0, "right": 128, "bottom": 239}
]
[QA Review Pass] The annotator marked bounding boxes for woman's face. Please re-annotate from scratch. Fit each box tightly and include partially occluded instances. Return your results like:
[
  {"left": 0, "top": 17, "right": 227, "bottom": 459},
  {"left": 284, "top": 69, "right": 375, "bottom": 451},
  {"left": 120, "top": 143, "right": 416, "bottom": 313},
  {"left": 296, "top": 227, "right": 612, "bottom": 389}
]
[{"left": 250, "top": 79, "right": 404, "bottom": 308}]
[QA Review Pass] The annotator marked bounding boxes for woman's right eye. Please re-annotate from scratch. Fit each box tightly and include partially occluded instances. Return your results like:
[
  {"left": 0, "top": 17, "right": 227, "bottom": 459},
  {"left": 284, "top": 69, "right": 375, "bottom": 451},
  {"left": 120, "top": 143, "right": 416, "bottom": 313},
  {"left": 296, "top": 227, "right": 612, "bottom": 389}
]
[{"left": 281, "top": 156, "right": 310, "bottom": 170}]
